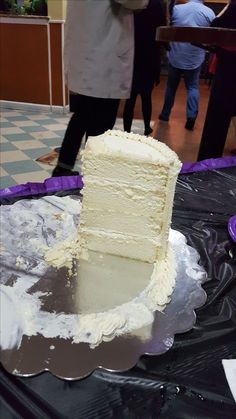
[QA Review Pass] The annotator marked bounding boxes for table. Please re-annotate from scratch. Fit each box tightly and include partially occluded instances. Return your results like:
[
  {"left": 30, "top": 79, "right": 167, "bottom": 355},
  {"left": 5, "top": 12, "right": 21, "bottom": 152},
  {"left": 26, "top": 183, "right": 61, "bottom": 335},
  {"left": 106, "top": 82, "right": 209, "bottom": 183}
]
[
  {"left": 1, "top": 164, "right": 236, "bottom": 418},
  {"left": 156, "top": 26, "right": 236, "bottom": 46},
  {"left": 157, "top": 26, "right": 236, "bottom": 160}
]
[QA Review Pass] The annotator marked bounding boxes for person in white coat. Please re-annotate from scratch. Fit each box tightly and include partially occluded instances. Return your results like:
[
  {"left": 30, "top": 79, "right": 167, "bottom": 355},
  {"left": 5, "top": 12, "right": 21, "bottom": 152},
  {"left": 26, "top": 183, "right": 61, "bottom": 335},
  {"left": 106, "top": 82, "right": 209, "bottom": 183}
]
[{"left": 53, "top": 0, "right": 149, "bottom": 177}]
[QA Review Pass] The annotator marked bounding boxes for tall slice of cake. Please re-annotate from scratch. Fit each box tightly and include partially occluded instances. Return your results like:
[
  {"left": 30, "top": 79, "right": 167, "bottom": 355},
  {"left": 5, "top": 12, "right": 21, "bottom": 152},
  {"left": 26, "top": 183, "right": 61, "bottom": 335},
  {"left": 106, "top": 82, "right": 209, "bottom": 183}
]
[{"left": 79, "top": 130, "right": 181, "bottom": 263}]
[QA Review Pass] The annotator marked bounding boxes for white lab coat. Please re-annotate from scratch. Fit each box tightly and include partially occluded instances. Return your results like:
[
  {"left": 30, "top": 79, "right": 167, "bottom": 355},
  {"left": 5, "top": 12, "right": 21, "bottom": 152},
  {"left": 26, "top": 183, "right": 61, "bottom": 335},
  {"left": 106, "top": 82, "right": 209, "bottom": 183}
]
[{"left": 64, "top": 0, "right": 149, "bottom": 99}]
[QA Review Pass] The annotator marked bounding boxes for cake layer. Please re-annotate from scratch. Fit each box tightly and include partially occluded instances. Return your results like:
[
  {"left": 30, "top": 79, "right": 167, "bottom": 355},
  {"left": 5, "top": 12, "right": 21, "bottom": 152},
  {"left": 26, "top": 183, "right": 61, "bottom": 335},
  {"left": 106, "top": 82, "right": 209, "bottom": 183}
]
[
  {"left": 81, "top": 181, "right": 166, "bottom": 218},
  {"left": 83, "top": 158, "right": 169, "bottom": 190},
  {"left": 80, "top": 209, "right": 161, "bottom": 238},
  {"left": 80, "top": 229, "right": 162, "bottom": 263}
]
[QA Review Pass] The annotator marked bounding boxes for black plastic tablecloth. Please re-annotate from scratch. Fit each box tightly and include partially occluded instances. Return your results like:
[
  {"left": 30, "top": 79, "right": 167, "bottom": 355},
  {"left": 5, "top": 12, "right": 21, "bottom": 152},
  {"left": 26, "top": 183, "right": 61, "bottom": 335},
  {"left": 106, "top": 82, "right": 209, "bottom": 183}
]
[{"left": 1, "top": 167, "right": 236, "bottom": 419}]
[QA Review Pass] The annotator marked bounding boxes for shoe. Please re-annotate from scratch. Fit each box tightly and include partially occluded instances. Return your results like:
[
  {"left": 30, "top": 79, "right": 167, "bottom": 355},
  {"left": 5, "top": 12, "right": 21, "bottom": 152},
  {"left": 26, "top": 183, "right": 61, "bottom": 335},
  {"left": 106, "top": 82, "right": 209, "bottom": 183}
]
[
  {"left": 144, "top": 127, "right": 153, "bottom": 136},
  {"left": 158, "top": 114, "right": 169, "bottom": 122},
  {"left": 52, "top": 166, "right": 80, "bottom": 177},
  {"left": 230, "top": 148, "right": 236, "bottom": 155},
  {"left": 185, "top": 118, "right": 196, "bottom": 131}
]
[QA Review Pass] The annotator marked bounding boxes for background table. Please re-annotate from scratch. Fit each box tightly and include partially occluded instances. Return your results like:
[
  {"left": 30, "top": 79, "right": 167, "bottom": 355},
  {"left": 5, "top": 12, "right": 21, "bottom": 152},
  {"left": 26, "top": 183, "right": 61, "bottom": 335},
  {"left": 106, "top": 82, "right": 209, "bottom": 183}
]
[
  {"left": 1, "top": 164, "right": 236, "bottom": 418},
  {"left": 157, "top": 26, "right": 236, "bottom": 160},
  {"left": 156, "top": 26, "right": 236, "bottom": 46}
]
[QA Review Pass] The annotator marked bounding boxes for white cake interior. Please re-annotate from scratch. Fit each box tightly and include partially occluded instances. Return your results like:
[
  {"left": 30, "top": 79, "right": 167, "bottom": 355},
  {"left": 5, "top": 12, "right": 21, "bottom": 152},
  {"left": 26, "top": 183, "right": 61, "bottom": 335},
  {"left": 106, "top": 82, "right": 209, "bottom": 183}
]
[{"left": 79, "top": 130, "right": 182, "bottom": 263}]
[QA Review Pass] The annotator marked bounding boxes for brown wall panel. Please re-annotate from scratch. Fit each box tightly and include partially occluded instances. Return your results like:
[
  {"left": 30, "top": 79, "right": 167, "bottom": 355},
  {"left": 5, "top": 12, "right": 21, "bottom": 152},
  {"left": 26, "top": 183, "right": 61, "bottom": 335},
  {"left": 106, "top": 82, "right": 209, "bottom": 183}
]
[
  {"left": 50, "top": 22, "right": 66, "bottom": 106},
  {"left": 0, "top": 22, "right": 50, "bottom": 104}
]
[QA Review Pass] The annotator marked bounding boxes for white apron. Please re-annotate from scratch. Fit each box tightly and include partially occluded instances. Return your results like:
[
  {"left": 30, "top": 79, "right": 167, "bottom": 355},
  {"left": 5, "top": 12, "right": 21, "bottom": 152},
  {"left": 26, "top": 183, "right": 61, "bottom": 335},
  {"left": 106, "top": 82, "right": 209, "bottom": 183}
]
[{"left": 64, "top": 0, "right": 148, "bottom": 99}]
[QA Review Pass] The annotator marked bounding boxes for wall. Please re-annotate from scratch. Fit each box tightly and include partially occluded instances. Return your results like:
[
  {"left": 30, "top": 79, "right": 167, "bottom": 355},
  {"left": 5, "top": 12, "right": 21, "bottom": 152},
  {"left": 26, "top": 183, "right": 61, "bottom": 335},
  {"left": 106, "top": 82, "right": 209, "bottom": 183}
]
[
  {"left": 0, "top": 15, "right": 68, "bottom": 109},
  {"left": 47, "top": 0, "right": 67, "bottom": 20}
]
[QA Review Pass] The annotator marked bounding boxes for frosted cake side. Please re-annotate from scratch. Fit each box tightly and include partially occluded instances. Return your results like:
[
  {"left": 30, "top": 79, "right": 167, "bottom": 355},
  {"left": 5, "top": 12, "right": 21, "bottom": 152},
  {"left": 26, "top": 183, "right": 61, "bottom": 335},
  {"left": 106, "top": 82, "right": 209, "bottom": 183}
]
[{"left": 79, "top": 130, "right": 181, "bottom": 263}]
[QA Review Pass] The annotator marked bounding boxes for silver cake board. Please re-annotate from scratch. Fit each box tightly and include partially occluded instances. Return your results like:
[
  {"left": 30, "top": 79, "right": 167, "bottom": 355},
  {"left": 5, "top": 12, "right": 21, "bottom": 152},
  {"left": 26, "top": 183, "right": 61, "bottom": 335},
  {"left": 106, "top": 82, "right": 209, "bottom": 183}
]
[{"left": 0, "top": 196, "right": 207, "bottom": 380}]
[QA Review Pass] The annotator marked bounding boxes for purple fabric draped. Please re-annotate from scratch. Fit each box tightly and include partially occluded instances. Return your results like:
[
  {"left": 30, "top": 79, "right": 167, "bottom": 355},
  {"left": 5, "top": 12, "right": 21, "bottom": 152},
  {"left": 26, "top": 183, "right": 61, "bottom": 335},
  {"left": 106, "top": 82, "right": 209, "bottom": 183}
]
[
  {"left": 0, "top": 176, "right": 84, "bottom": 199},
  {"left": 181, "top": 156, "right": 236, "bottom": 174}
]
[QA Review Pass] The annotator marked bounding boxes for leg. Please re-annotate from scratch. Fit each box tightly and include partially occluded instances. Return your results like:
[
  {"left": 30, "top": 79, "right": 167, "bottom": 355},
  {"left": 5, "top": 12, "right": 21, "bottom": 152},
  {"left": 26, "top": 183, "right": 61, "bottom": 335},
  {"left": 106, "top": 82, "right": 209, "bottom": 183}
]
[
  {"left": 123, "top": 92, "right": 138, "bottom": 132},
  {"left": 197, "top": 60, "right": 233, "bottom": 160},
  {"left": 53, "top": 94, "right": 87, "bottom": 175},
  {"left": 159, "top": 64, "right": 181, "bottom": 121},
  {"left": 141, "top": 91, "right": 153, "bottom": 135},
  {"left": 198, "top": 98, "right": 231, "bottom": 160},
  {"left": 86, "top": 97, "right": 120, "bottom": 137},
  {"left": 57, "top": 112, "right": 86, "bottom": 170},
  {"left": 53, "top": 96, "right": 120, "bottom": 176},
  {"left": 183, "top": 66, "right": 201, "bottom": 129}
]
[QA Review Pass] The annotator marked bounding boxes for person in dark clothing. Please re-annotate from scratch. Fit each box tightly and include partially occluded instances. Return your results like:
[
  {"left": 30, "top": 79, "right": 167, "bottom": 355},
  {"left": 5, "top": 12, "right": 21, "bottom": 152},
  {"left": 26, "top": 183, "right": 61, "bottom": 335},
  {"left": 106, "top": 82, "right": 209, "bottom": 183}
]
[
  {"left": 52, "top": 0, "right": 148, "bottom": 177},
  {"left": 197, "top": 0, "right": 236, "bottom": 161},
  {"left": 123, "top": 0, "right": 166, "bottom": 136}
]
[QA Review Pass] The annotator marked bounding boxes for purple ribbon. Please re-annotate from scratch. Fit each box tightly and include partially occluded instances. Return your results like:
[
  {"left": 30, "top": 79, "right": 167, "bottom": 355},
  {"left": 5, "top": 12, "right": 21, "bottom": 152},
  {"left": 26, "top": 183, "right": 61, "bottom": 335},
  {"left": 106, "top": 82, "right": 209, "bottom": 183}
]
[
  {"left": 228, "top": 215, "right": 236, "bottom": 243},
  {"left": 0, "top": 176, "right": 84, "bottom": 199},
  {"left": 181, "top": 156, "right": 236, "bottom": 174}
]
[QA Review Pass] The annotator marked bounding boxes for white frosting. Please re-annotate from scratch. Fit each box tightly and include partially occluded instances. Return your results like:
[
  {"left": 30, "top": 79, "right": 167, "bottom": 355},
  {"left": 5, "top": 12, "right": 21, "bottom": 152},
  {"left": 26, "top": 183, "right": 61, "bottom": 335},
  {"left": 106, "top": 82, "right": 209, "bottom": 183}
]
[
  {"left": 44, "top": 235, "right": 81, "bottom": 275},
  {"left": 87, "top": 134, "right": 162, "bottom": 162},
  {"left": 0, "top": 285, "right": 24, "bottom": 350},
  {"left": 85, "top": 130, "right": 182, "bottom": 170}
]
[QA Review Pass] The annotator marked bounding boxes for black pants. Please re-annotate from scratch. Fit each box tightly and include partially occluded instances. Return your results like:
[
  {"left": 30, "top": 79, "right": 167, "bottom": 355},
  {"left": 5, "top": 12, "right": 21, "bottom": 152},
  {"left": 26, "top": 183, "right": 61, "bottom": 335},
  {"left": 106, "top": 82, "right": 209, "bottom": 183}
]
[
  {"left": 197, "top": 53, "right": 236, "bottom": 161},
  {"left": 123, "top": 91, "right": 152, "bottom": 135},
  {"left": 58, "top": 95, "right": 120, "bottom": 169}
]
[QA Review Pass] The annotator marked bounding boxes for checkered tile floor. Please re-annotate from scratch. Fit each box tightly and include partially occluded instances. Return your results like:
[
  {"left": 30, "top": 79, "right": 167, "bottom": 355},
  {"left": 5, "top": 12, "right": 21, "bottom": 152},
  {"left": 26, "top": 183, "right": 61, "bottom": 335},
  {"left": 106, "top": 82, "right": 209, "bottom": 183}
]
[{"left": 0, "top": 109, "right": 147, "bottom": 190}]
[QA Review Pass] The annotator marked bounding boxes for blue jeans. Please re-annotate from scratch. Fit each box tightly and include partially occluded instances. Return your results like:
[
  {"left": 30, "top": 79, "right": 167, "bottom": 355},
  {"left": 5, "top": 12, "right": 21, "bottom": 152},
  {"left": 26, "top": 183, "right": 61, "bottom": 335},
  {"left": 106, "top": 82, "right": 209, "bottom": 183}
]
[{"left": 160, "top": 63, "right": 201, "bottom": 120}]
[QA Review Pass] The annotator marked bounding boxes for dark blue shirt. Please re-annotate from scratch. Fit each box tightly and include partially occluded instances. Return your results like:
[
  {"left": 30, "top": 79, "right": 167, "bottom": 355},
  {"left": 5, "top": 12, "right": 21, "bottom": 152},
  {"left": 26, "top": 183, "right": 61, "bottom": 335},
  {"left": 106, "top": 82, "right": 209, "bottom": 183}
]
[{"left": 168, "top": 0, "right": 215, "bottom": 69}]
